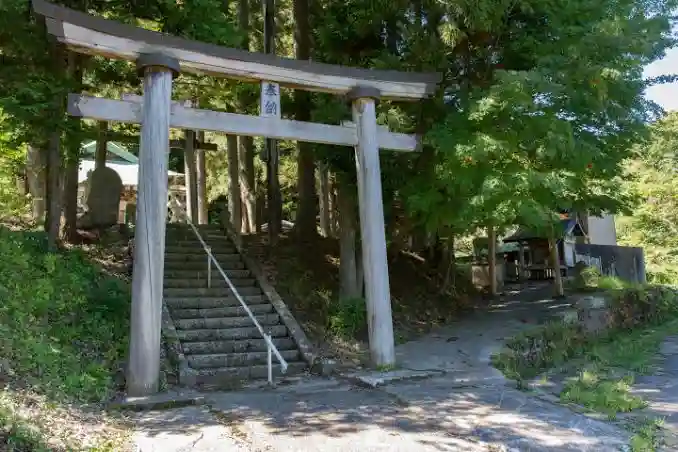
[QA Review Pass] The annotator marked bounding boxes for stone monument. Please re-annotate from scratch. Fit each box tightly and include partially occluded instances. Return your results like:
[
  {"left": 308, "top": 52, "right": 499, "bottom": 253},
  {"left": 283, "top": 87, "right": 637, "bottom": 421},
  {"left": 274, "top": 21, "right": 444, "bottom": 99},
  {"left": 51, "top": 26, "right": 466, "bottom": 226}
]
[{"left": 77, "top": 166, "right": 123, "bottom": 229}]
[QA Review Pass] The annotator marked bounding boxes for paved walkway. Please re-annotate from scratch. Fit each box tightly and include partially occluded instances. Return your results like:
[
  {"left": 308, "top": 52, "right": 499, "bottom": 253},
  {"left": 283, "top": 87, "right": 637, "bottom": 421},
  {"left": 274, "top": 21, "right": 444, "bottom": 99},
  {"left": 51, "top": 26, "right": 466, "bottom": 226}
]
[
  {"left": 630, "top": 335, "right": 678, "bottom": 446},
  {"left": 131, "top": 294, "right": 637, "bottom": 452}
]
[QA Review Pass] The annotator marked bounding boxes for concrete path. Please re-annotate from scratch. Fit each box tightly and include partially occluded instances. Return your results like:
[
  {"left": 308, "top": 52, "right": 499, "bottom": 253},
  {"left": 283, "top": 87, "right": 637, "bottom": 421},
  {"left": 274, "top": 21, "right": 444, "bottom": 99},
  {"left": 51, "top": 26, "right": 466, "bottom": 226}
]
[{"left": 131, "top": 294, "right": 634, "bottom": 452}]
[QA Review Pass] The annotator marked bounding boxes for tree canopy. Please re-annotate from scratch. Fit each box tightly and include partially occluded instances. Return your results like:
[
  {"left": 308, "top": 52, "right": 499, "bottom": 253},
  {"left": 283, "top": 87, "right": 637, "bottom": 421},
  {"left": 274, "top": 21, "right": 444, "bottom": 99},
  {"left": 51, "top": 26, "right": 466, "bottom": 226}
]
[
  {"left": 618, "top": 112, "right": 678, "bottom": 283},
  {"left": 0, "top": 0, "right": 675, "bottom": 269}
]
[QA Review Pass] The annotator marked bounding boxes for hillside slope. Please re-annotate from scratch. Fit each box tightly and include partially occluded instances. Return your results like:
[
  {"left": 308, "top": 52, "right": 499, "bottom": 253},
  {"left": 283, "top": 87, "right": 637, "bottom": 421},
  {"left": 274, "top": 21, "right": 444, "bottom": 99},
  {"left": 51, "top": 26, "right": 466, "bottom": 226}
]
[
  {"left": 0, "top": 225, "right": 132, "bottom": 451},
  {"left": 241, "top": 232, "right": 479, "bottom": 368}
]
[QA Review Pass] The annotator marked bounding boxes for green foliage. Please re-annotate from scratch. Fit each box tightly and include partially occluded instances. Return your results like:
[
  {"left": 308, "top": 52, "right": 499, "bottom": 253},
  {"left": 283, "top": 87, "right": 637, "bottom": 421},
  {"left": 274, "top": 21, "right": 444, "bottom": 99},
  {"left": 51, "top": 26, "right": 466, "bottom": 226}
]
[
  {"left": 0, "top": 226, "right": 130, "bottom": 403},
  {"left": 619, "top": 112, "right": 678, "bottom": 285},
  {"left": 609, "top": 285, "right": 678, "bottom": 328},
  {"left": 629, "top": 418, "right": 665, "bottom": 452},
  {"left": 406, "top": 0, "right": 674, "bottom": 236},
  {"left": 492, "top": 321, "right": 587, "bottom": 382},
  {"left": 328, "top": 297, "right": 367, "bottom": 338},
  {"left": 572, "top": 266, "right": 632, "bottom": 292},
  {"left": 560, "top": 370, "right": 647, "bottom": 416}
]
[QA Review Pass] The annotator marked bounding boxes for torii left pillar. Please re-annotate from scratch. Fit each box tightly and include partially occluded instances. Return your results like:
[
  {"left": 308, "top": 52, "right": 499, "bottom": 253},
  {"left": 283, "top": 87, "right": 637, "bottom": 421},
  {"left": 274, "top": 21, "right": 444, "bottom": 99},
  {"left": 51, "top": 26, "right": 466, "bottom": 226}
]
[{"left": 128, "top": 53, "right": 179, "bottom": 397}]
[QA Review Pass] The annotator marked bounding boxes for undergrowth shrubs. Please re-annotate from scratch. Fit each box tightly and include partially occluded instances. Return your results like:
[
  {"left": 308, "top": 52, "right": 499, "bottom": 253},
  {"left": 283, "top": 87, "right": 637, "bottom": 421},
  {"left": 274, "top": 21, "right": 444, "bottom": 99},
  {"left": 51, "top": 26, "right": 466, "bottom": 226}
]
[
  {"left": 328, "top": 297, "right": 367, "bottom": 338},
  {"left": 0, "top": 226, "right": 130, "bottom": 402},
  {"left": 609, "top": 285, "right": 678, "bottom": 328},
  {"left": 493, "top": 285, "right": 678, "bottom": 385},
  {"left": 492, "top": 322, "right": 587, "bottom": 382}
]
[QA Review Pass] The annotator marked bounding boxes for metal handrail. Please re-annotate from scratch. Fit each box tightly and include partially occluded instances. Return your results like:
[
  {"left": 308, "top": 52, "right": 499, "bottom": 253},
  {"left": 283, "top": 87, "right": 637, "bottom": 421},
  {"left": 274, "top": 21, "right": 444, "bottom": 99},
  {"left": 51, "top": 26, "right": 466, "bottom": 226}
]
[{"left": 167, "top": 196, "right": 288, "bottom": 384}]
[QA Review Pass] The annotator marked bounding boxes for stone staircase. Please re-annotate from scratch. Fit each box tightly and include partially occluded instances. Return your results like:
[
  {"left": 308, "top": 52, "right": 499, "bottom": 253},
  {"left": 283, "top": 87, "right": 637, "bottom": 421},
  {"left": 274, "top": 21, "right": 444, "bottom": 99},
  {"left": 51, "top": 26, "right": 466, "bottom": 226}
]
[{"left": 162, "top": 223, "right": 309, "bottom": 388}]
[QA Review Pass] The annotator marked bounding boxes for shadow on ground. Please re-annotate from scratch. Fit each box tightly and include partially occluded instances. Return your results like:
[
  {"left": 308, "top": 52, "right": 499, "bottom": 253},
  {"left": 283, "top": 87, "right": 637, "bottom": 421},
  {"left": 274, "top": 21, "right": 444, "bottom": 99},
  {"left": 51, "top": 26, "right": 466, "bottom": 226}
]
[{"left": 131, "top": 374, "right": 629, "bottom": 451}]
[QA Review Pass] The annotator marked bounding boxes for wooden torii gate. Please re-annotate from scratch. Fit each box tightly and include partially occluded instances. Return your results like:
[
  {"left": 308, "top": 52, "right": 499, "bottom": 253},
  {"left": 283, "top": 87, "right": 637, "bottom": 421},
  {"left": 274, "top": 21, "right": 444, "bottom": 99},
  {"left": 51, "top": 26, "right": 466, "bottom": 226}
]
[{"left": 33, "top": 0, "right": 441, "bottom": 396}]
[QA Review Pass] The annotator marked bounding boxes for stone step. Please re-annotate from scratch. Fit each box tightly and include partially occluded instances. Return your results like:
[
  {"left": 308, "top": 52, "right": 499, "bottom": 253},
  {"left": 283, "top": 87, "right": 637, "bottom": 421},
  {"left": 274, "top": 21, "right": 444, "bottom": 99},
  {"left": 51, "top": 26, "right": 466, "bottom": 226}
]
[
  {"left": 186, "top": 349, "right": 301, "bottom": 369},
  {"left": 194, "top": 361, "right": 308, "bottom": 387},
  {"left": 176, "top": 324, "right": 288, "bottom": 342},
  {"left": 164, "top": 253, "right": 241, "bottom": 262},
  {"left": 181, "top": 337, "right": 296, "bottom": 355},
  {"left": 163, "top": 260, "right": 246, "bottom": 270},
  {"left": 174, "top": 313, "right": 281, "bottom": 330},
  {"left": 171, "top": 304, "right": 274, "bottom": 319},
  {"left": 164, "top": 287, "right": 261, "bottom": 298},
  {"left": 164, "top": 269, "right": 252, "bottom": 280},
  {"left": 165, "top": 245, "right": 237, "bottom": 254},
  {"left": 164, "top": 278, "right": 257, "bottom": 289},
  {"left": 164, "top": 295, "right": 266, "bottom": 309}
]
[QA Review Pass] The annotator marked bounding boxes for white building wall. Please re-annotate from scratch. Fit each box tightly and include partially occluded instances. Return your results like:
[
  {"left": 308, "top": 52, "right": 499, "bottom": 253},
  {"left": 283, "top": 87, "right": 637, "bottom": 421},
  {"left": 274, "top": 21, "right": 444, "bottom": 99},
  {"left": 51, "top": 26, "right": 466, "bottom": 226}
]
[{"left": 587, "top": 214, "right": 617, "bottom": 246}]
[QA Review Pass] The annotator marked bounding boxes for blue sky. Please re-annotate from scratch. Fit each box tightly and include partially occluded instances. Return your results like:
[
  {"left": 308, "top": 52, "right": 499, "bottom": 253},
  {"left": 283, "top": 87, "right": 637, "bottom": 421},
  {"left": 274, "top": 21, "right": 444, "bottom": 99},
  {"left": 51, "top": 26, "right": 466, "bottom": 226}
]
[{"left": 644, "top": 47, "right": 678, "bottom": 111}]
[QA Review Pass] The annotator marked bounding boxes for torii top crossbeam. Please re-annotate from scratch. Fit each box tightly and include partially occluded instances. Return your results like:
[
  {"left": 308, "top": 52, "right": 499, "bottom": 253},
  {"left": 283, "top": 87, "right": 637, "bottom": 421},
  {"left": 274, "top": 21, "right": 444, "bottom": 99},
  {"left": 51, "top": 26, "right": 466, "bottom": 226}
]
[{"left": 32, "top": 0, "right": 441, "bottom": 100}]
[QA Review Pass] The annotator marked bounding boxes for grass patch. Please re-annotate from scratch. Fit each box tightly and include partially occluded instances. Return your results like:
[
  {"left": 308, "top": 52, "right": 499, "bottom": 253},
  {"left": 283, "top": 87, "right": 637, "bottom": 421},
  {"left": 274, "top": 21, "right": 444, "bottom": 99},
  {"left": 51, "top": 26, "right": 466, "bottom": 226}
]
[
  {"left": 629, "top": 417, "right": 664, "bottom": 452},
  {"left": 560, "top": 370, "right": 647, "bottom": 417},
  {"left": 0, "top": 226, "right": 132, "bottom": 450}
]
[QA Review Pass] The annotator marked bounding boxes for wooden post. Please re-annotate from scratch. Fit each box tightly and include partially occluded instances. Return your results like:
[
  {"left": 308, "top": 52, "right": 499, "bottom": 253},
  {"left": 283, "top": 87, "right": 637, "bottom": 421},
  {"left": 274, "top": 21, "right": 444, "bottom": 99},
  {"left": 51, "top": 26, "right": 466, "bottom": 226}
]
[
  {"left": 226, "top": 135, "right": 241, "bottom": 233},
  {"left": 318, "top": 163, "right": 331, "bottom": 237},
  {"left": 127, "top": 53, "right": 178, "bottom": 397},
  {"left": 518, "top": 242, "right": 526, "bottom": 281},
  {"left": 196, "top": 130, "right": 208, "bottom": 225},
  {"left": 349, "top": 87, "right": 395, "bottom": 368},
  {"left": 95, "top": 121, "right": 107, "bottom": 168},
  {"left": 549, "top": 226, "right": 564, "bottom": 297},
  {"left": 183, "top": 127, "right": 198, "bottom": 223},
  {"left": 488, "top": 226, "right": 497, "bottom": 296}
]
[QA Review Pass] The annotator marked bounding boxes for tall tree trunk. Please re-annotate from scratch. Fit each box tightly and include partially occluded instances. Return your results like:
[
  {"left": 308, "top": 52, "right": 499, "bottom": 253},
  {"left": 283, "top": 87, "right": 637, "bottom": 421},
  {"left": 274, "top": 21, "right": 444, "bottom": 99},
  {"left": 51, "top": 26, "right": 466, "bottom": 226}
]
[
  {"left": 262, "top": 0, "right": 282, "bottom": 241},
  {"left": 337, "top": 180, "right": 361, "bottom": 299},
  {"left": 239, "top": 136, "right": 256, "bottom": 233},
  {"left": 26, "top": 144, "right": 46, "bottom": 222},
  {"left": 488, "top": 225, "right": 497, "bottom": 297},
  {"left": 95, "top": 121, "right": 107, "bottom": 169},
  {"left": 441, "top": 234, "right": 457, "bottom": 293},
  {"left": 292, "top": 0, "right": 317, "bottom": 240},
  {"left": 196, "top": 131, "right": 208, "bottom": 224},
  {"left": 226, "top": 135, "right": 241, "bottom": 232},
  {"left": 231, "top": 0, "right": 257, "bottom": 234},
  {"left": 44, "top": 132, "right": 61, "bottom": 251},
  {"left": 318, "top": 163, "right": 331, "bottom": 237},
  {"left": 329, "top": 174, "right": 338, "bottom": 236},
  {"left": 62, "top": 149, "right": 80, "bottom": 242},
  {"left": 45, "top": 43, "right": 66, "bottom": 251},
  {"left": 549, "top": 231, "right": 564, "bottom": 297},
  {"left": 62, "top": 52, "right": 83, "bottom": 243},
  {"left": 184, "top": 130, "right": 198, "bottom": 222}
]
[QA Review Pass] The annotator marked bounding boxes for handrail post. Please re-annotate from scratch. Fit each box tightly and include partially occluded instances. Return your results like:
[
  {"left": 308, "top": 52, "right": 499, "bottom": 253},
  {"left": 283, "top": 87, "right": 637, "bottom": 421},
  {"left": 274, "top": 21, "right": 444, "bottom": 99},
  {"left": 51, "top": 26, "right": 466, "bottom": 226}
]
[
  {"left": 266, "top": 333, "right": 273, "bottom": 386},
  {"left": 207, "top": 246, "right": 212, "bottom": 288}
]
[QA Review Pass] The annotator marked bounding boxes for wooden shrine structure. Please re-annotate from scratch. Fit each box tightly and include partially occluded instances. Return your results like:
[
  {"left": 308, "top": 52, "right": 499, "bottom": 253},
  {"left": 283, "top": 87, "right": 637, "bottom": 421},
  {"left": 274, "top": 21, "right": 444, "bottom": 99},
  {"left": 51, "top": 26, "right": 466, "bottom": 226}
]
[{"left": 33, "top": 0, "right": 441, "bottom": 396}]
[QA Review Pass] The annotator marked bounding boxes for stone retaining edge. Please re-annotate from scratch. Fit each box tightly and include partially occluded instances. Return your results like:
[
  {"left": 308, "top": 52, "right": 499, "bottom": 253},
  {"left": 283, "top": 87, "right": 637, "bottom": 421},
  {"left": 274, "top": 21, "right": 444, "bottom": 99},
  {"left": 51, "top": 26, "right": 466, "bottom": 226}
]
[
  {"left": 161, "top": 302, "right": 197, "bottom": 386},
  {"left": 219, "top": 221, "right": 317, "bottom": 370}
]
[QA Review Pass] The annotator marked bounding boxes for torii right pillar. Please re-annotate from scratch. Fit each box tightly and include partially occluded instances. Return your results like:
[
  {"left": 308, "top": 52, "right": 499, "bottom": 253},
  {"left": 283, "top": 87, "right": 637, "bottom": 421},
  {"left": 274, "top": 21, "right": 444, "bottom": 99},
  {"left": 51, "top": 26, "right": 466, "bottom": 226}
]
[{"left": 348, "top": 86, "right": 396, "bottom": 367}]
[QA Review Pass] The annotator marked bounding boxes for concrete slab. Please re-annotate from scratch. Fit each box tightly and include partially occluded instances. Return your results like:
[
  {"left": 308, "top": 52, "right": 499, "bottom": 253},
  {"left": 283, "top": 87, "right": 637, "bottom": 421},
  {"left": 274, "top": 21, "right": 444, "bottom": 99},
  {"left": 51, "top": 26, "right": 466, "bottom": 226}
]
[
  {"left": 381, "top": 374, "right": 632, "bottom": 452},
  {"left": 205, "top": 379, "right": 495, "bottom": 451},
  {"left": 130, "top": 406, "right": 248, "bottom": 452}
]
